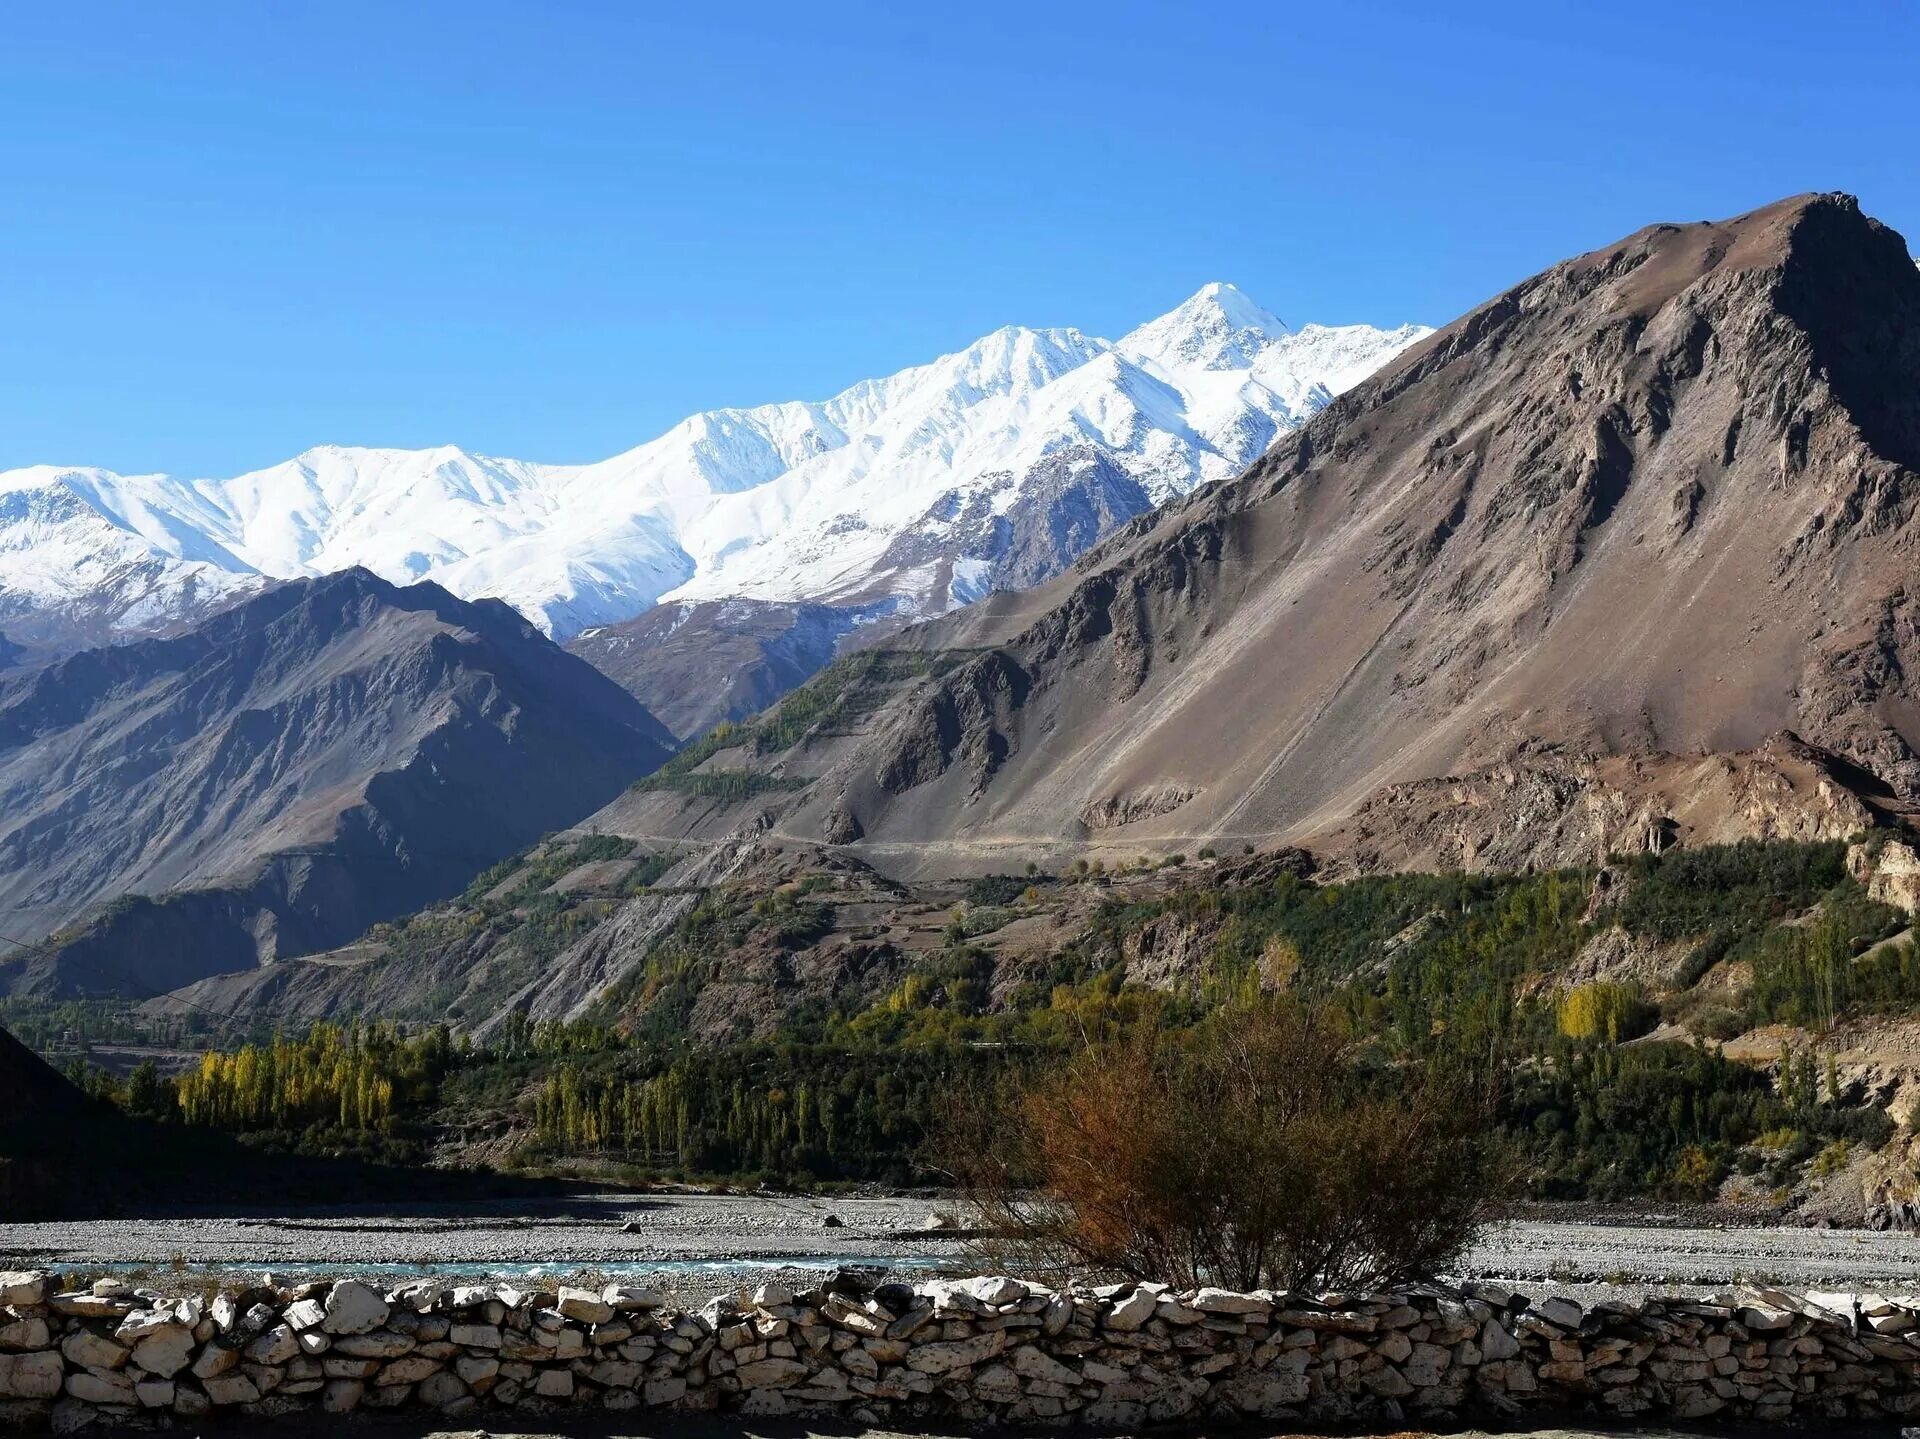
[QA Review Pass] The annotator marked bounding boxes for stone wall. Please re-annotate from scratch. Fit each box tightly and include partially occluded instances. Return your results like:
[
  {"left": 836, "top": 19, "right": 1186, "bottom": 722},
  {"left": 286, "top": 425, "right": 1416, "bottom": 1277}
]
[{"left": 2, "top": 1268, "right": 1919, "bottom": 1431}]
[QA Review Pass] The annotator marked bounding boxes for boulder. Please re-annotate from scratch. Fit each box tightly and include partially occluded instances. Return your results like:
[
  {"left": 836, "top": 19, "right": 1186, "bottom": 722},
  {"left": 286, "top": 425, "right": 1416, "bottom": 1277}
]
[
  {"left": 906, "top": 1330, "right": 1006, "bottom": 1375},
  {"left": 0, "top": 1352, "right": 64, "bottom": 1400},
  {"left": 244, "top": 1325, "right": 300, "bottom": 1365},
  {"left": 331, "top": 1330, "right": 415, "bottom": 1359},
  {"left": 418, "top": 1371, "right": 468, "bottom": 1408},
  {"left": 321, "top": 1281, "right": 390, "bottom": 1336},
  {"left": 0, "top": 1274, "right": 46, "bottom": 1307},
  {"left": 558, "top": 1287, "right": 615, "bottom": 1324},
  {"left": 606, "top": 1285, "right": 665, "bottom": 1312},
  {"left": 202, "top": 1372, "right": 263, "bottom": 1406},
  {"left": 130, "top": 1327, "right": 196, "bottom": 1378},
  {"left": 0, "top": 1317, "right": 50, "bottom": 1352},
  {"left": 60, "top": 1332, "right": 128, "bottom": 1370},
  {"left": 1192, "top": 1287, "right": 1271, "bottom": 1315},
  {"left": 64, "top": 1370, "right": 135, "bottom": 1406},
  {"left": 733, "top": 1357, "right": 810, "bottom": 1388},
  {"left": 1104, "top": 1288, "right": 1159, "bottom": 1332}
]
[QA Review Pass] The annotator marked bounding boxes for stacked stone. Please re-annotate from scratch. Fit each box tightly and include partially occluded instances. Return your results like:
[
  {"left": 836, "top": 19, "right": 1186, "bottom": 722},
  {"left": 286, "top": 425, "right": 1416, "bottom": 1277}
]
[{"left": 4, "top": 1268, "right": 1920, "bottom": 1431}]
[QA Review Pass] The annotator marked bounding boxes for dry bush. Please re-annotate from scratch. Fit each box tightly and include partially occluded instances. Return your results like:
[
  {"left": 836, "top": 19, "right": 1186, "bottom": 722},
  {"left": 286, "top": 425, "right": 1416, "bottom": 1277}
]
[{"left": 942, "top": 1002, "right": 1511, "bottom": 1292}]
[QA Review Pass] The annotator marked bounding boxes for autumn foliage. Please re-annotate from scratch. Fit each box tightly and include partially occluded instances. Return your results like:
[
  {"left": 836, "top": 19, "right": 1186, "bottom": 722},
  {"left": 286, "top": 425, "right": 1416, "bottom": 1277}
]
[{"left": 948, "top": 1001, "right": 1510, "bottom": 1291}]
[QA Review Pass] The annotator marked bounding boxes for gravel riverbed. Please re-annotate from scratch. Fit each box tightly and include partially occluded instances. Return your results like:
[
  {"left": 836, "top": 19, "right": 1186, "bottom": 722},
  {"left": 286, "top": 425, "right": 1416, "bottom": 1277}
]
[{"left": 8, "top": 1193, "right": 1920, "bottom": 1308}]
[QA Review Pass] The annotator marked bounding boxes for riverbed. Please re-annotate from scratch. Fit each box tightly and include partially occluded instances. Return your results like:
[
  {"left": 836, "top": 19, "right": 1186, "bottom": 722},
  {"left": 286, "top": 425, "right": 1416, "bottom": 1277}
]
[{"left": 8, "top": 1193, "right": 1920, "bottom": 1307}]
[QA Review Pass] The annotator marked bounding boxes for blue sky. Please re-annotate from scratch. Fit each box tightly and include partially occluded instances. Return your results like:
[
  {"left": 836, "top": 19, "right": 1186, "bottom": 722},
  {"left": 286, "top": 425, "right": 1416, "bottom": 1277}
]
[{"left": 4, "top": 0, "right": 1917, "bottom": 476}]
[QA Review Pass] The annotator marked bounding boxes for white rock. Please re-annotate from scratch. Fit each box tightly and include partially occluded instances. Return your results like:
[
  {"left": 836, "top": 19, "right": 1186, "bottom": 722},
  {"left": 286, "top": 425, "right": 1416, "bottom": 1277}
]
[
  {"left": 65, "top": 1370, "right": 135, "bottom": 1406},
  {"left": 604, "top": 1285, "right": 664, "bottom": 1312},
  {"left": 0, "top": 1351, "right": 63, "bottom": 1400},
  {"left": 961, "top": 1275, "right": 1028, "bottom": 1306},
  {"left": 418, "top": 1371, "right": 468, "bottom": 1407},
  {"left": 558, "top": 1287, "right": 615, "bottom": 1324},
  {"left": 61, "top": 1331, "right": 129, "bottom": 1370},
  {"left": 1192, "top": 1287, "right": 1271, "bottom": 1315},
  {"left": 321, "top": 1280, "right": 390, "bottom": 1336},
  {"left": 0, "top": 1273, "right": 46, "bottom": 1307},
  {"left": 130, "top": 1327, "right": 196, "bottom": 1378},
  {"left": 202, "top": 1372, "right": 262, "bottom": 1405},
  {"left": 1104, "top": 1287, "right": 1159, "bottom": 1332}
]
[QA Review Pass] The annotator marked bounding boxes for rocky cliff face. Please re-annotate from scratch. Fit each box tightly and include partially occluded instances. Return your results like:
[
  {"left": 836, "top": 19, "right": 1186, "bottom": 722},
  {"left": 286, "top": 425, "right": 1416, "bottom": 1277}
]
[
  {"left": 778, "top": 194, "right": 1920, "bottom": 875},
  {"left": 0, "top": 570, "right": 676, "bottom": 998}
]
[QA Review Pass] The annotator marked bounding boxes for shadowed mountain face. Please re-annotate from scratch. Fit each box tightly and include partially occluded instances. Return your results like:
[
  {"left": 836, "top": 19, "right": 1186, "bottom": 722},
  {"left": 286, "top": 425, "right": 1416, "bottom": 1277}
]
[
  {"left": 569, "top": 598, "right": 879, "bottom": 742},
  {"left": 0, "top": 569, "right": 676, "bottom": 998},
  {"left": 768, "top": 194, "right": 1920, "bottom": 874}
]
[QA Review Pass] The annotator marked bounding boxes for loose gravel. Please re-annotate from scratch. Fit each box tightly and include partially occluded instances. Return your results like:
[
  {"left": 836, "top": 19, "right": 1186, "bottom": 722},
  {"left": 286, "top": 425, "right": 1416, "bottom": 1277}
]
[{"left": 9, "top": 1194, "right": 1920, "bottom": 1309}]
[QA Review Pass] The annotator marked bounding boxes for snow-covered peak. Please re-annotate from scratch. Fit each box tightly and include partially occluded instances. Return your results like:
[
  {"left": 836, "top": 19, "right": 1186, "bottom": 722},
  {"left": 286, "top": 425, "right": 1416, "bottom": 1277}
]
[
  {"left": 1119, "top": 282, "right": 1292, "bottom": 372},
  {"left": 0, "top": 286, "right": 1430, "bottom": 654}
]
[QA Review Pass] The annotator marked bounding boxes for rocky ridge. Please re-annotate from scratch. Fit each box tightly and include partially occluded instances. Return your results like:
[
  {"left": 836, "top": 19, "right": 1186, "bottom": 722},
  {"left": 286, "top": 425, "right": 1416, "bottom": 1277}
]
[{"left": 0, "top": 569, "right": 677, "bottom": 996}]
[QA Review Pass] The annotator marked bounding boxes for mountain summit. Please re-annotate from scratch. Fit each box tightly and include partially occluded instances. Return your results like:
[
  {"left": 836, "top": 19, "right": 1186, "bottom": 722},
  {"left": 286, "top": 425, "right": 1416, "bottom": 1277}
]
[
  {"left": 0, "top": 290, "right": 1427, "bottom": 664},
  {"left": 768, "top": 193, "right": 1920, "bottom": 874},
  {"left": 1118, "top": 281, "right": 1293, "bottom": 370}
]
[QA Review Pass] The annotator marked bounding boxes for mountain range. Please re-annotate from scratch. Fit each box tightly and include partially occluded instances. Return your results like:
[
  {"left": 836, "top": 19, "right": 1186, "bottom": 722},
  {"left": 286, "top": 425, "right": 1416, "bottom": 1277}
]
[
  {"left": 116, "top": 191, "right": 1920, "bottom": 1040},
  {"left": 18, "top": 193, "right": 1920, "bottom": 1023},
  {"left": 0, "top": 569, "right": 675, "bottom": 995},
  {"left": 0, "top": 285, "right": 1426, "bottom": 738}
]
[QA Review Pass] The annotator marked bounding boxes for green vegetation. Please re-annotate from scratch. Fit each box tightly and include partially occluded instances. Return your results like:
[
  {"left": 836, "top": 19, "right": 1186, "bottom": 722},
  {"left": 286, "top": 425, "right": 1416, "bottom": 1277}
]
[{"left": 33, "top": 837, "right": 1920, "bottom": 1199}]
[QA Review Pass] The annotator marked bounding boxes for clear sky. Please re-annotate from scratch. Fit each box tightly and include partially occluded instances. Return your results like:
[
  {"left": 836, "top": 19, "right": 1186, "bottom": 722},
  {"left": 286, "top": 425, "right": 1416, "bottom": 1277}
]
[{"left": 4, "top": 0, "right": 1917, "bottom": 477}]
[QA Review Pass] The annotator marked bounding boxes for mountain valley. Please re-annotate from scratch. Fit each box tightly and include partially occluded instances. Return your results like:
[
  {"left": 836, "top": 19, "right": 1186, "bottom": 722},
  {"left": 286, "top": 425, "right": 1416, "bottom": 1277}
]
[{"left": 19, "top": 194, "right": 1920, "bottom": 1225}]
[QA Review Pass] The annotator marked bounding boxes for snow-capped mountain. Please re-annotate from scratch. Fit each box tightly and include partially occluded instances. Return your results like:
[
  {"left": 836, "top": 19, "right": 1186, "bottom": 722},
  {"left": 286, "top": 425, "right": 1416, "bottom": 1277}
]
[{"left": 0, "top": 285, "right": 1429, "bottom": 659}]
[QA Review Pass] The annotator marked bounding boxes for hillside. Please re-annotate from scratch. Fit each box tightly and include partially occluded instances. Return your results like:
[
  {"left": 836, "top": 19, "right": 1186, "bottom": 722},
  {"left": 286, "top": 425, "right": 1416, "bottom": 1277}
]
[
  {"left": 103, "top": 835, "right": 1920, "bottom": 1221},
  {"left": 0, "top": 569, "right": 675, "bottom": 998},
  {"left": 667, "top": 194, "right": 1920, "bottom": 877}
]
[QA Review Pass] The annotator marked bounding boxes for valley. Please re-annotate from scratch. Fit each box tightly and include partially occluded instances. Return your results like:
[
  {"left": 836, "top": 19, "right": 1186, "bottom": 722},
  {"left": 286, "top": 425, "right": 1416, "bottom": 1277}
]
[{"left": 14, "top": 191, "right": 1920, "bottom": 1353}]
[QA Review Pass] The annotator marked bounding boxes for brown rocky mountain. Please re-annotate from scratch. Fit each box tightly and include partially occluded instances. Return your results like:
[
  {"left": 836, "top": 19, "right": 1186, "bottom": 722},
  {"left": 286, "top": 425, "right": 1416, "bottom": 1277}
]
[
  {"left": 0, "top": 569, "right": 676, "bottom": 999},
  {"left": 721, "top": 192, "right": 1920, "bottom": 875},
  {"left": 568, "top": 599, "right": 878, "bottom": 741}
]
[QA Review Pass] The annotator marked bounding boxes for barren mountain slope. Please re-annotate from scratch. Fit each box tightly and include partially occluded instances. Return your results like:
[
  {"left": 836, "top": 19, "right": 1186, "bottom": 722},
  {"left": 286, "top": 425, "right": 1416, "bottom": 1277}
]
[
  {"left": 774, "top": 194, "right": 1920, "bottom": 874},
  {"left": 0, "top": 570, "right": 676, "bottom": 997}
]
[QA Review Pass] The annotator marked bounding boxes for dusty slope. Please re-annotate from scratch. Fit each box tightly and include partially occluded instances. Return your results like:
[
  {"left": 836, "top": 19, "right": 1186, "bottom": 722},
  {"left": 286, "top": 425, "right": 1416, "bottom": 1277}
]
[
  {"left": 0, "top": 570, "right": 676, "bottom": 997},
  {"left": 766, "top": 194, "right": 1920, "bottom": 875}
]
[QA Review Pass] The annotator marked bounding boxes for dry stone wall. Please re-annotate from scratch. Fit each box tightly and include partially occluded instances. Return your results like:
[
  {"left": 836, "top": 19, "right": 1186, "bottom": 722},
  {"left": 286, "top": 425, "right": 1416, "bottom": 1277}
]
[{"left": 2, "top": 1268, "right": 1919, "bottom": 1431}]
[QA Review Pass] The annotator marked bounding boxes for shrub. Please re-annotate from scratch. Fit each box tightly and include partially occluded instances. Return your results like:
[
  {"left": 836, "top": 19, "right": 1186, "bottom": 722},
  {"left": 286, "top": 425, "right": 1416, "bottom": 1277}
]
[{"left": 945, "top": 1001, "right": 1511, "bottom": 1291}]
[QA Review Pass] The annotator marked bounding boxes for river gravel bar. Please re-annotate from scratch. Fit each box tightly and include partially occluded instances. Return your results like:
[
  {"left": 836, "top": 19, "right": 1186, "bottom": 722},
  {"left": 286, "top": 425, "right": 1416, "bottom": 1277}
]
[{"left": 9, "top": 1194, "right": 1920, "bottom": 1305}]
